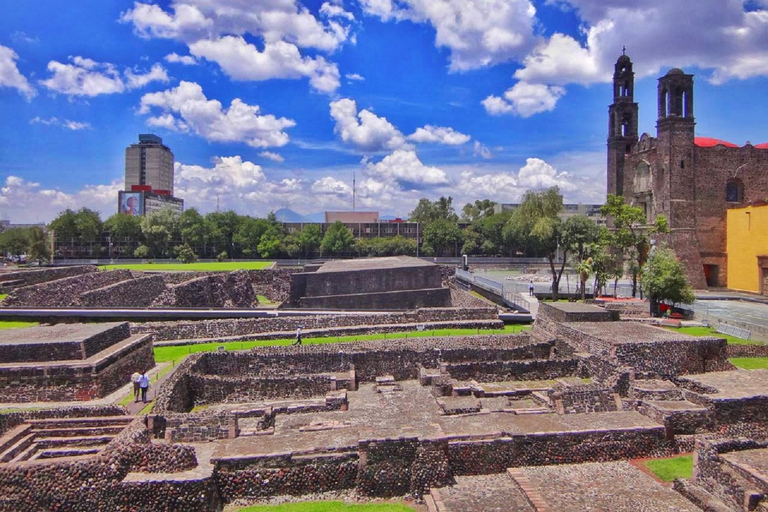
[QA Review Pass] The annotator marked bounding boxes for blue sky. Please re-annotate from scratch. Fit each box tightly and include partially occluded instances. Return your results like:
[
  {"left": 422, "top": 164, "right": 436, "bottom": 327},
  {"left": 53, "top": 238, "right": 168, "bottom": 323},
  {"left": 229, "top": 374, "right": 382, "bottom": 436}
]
[{"left": 2, "top": 0, "right": 768, "bottom": 222}]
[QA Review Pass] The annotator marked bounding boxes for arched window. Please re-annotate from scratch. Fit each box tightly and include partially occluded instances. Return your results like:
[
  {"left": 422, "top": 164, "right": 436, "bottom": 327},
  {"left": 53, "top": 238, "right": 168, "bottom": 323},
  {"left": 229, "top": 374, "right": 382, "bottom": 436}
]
[{"left": 726, "top": 179, "right": 744, "bottom": 203}]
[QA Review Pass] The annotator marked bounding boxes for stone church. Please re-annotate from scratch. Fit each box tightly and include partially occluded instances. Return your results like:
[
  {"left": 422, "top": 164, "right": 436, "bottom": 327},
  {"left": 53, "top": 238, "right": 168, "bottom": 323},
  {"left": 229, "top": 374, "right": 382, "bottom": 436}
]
[{"left": 607, "top": 53, "right": 768, "bottom": 289}]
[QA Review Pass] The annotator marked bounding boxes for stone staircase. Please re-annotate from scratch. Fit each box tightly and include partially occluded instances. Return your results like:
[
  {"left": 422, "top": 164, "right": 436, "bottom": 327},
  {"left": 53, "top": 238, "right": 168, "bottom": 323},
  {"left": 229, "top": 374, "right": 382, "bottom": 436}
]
[
  {"left": 426, "top": 472, "right": 539, "bottom": 512},
  {"left": 0, "top": 416, "right": 133, "bottom": 463}
]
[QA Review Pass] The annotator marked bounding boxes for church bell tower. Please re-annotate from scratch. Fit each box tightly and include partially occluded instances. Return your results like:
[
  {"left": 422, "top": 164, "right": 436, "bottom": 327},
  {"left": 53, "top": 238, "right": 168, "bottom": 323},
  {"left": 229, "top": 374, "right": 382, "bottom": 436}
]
[{"left": 607, "top": 50, "right": 639, "bottom": 197}]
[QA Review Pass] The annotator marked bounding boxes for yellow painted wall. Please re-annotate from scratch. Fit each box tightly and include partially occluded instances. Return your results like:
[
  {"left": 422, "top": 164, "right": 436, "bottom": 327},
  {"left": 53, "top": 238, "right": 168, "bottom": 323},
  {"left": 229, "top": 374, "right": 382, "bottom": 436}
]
[{"left": 727, "top": 204, "right": 768, "bottom": 293}]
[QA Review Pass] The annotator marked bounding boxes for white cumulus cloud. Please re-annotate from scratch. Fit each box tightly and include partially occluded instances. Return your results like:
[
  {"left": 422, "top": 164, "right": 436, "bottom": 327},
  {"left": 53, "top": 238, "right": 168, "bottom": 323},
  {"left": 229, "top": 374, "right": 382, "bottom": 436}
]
[
  {"left": 517, "top": 157, "right": 576, "bottom": 191},
  {"left": 189, "top": 36, "right": 340, "bottom": 93},
  {"left": 259, "top": 151, "right": 285, "bottom": 163},
  {"left": 165, "top": 52, "right": 198, "bottom": 65},
  {"left": 139, "top": 81, "right": 296, "bottom": 148},
  {"left": 30, "top": 117, "right": 91, "bottom": 130},
  {"left": 40, "top": 56, "right": 168, "bottom": 97},
  {"left": 366, "top": 149, "right": 449, "bottom": 187},
  {"left": 329, "top": 98, "right": 409, "bottom": 152},
  {"left": 0, "top": 45, "right": 35, "bottom": 100},
  {"left": 359, "top": 0, "right": 538, "bottom": 71},
  {"left": 482, "top": 82, "right": 565, "bottom": 118},
  {"left": 407, "top": 125, "right": 471, "bottom": 145}
]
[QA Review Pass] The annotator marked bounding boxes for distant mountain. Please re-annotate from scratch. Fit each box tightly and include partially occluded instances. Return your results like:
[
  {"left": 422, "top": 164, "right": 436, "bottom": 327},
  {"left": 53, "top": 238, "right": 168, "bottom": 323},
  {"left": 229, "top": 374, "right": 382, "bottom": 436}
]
[{"left": 273, "top": 208, "right": 306, "bottom": 222}]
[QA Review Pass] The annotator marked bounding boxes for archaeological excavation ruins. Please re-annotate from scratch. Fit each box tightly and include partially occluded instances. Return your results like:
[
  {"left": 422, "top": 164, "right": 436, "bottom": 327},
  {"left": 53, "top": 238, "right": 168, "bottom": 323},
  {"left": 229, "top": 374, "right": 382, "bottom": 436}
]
[{"left": 0, "top": 259, "right": 766, "bottom": 511}]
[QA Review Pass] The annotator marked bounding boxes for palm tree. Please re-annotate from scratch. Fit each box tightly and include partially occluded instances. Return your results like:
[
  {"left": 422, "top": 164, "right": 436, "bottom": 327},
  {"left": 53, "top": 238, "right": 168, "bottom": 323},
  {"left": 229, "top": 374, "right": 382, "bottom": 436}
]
[{"left": 576, "top": 257, "right": 593, "bottom": 302}]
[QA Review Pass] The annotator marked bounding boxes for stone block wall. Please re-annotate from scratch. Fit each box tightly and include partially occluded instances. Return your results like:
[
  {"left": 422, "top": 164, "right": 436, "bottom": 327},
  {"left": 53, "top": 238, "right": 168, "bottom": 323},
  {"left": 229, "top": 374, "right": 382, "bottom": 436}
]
[
  {"left": 0, "top": 334, "right": 154, "bottom": 402},
  {"left": 690, "top": 437, "right": 768, "bottom": 511},
  {"left": 552, "top": 383, "right": 620, "bottom": 414},
  {"left": 298, "top": 287, "right": 452, "bottom": 310},
  {"left": 0, "top": 405, "right": 127, "bottom": 437},
  {"left": 81, "top": 322, "right": 132, "bottom": 358},
  {"left": 151, "top": 270, "right": 255, "bottom": 308},
  {"left": 76, "top": 275, "right": 167, "bottom": 307},
  {"left": 442, "top": 358, "right": 579, "bottom": 382},
  {"left": 614, "top": 337, "right": 733, "bottom": 378},
  {"left": 189, "top": 373, "right": 333, "bottom": 405},
  {"left": 132, "top": 306, "right": 498, "bottom": 342},
  {"left": 248, "top": 268, "right": 294, "bottom": 302},
  {"left": 0, "top": 265, "right": 97, "bottom": 288},
  {"left": 215, "top": 452, "right": 360, "bottom": 501},
  {"left": 726, "top": 344, "right": 768, "bottom": 358},
  {"left": 446, "top": 427, "right": 670, "bottom": 475},
  {"left": 3, "top": 269, "right": 132, "bottom": 307}
]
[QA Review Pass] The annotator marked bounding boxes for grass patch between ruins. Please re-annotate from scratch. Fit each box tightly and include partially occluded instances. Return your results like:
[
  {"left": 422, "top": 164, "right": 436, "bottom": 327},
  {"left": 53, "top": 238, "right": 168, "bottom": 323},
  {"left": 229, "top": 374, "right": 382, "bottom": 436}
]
[
  {"left": 0, "top": 320, "right": 38, "bottom": 329},
  {"left": 236, "top": 502, "right": 417, "bottom": 512},
  {"left": 730, "top": 357, "right": 768, "bottom": 370},
  {"left": 668, "top": 326, "right": 760, "bottom": 345},
  {"left": 154, "top": 325, "right": 531, "bottom": 366},
  {"left": 643, "top": 455, "right": 693, "bottom": 481},
  {"left": 0, "top": 294, "right": 6, "bottom": 300},
  {"left": 99, "top": 261, "right": 273, "bottom": 271}
]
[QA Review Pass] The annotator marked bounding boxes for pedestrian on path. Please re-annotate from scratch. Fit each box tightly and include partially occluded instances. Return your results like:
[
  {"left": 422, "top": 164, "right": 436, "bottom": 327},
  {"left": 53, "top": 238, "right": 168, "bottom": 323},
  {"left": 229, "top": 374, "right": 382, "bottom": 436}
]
[
  {"left": 139, "top": 372, "right": 150, "bottom": 403},
  {"left": 293, "top": 326, "right": 303, "bottom": 346},
  {"left": 131, "top": 371, "right": 141, "bottom": 403},
  {"left": 529, "top": 280, "right": 535, "bottom": 297}
]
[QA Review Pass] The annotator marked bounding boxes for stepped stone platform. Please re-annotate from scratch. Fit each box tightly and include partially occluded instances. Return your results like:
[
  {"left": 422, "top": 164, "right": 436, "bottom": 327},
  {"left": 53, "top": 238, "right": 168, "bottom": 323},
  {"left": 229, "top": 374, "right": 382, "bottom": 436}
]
[
  {"left": 0, "top": 322, "right": 155, "bottom": 402},
  {"left": 288, "top": 256, "right": 452, "bottom": 310},
  {"left": 515, "top": 461, "right": 701, "bottom": 511},
  {"left": 430, "top": 473, "right": 535, "bottom": 512}
]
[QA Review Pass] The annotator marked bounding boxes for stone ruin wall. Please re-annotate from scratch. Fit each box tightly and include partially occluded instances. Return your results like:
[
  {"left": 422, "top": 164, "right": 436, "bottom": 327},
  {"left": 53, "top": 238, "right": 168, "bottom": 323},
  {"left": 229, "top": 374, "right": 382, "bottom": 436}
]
[
  {"left": 2, "top": 269, "right": 133, "bottom": 307},
  {"left": 675, "top": 437, "right": 768, "bottom": 512},
  {"left": 132, "top": 306, "right": 499, "bottom": 341},
  {"left": 0, "top": 267, "right": 295, "bottom": 310},
  {"left": 151, "top": 270, "right": 256, "bottom": 308},
  {"left": 76, "top": 275, "right": 167, "bottom": 307},
  {"left": 0, "top": 334, "right": 155, "bottom": 403},
  {"left": 0, "top": 416, "right": 214, "bottom": 512},
  {"left": 0, "top": 405, "right": 127, "bottom": 437},
  {"left": 0, "top": 265, "right": 97, "bottom": 290}
]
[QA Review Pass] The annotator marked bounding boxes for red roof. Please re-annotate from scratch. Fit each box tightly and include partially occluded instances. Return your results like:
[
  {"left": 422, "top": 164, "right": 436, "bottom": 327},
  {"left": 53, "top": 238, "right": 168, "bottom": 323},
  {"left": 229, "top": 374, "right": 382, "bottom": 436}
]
[
  {"left": 694, "top": 137, "right": 739, "bottom": 148},
  {"left": 755, "top": 143, "right": 768, "bottom": 149}
]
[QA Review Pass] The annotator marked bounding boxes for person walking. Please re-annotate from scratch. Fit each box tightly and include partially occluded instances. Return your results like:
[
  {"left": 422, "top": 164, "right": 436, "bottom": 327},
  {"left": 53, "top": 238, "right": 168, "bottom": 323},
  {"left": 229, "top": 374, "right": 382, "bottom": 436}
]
[
  {"left": 131, "top": 371, "right": 141, "bottom": 403},
  {"left": 138, "top": 371, "right": 150, "bottom": 403},
  {"left": 293, "top": 326, "right": 303, "bottom": 346},
  {"left": 529, "top": 280, "right": 535, "bottom": 297}
]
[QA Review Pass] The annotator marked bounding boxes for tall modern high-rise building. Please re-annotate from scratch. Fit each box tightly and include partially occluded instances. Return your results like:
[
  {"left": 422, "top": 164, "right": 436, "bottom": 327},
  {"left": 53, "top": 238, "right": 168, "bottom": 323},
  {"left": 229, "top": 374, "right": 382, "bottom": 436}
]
[
  {"left": 124, "top": 134, "right": 175, "bottom": 195},
  {"left": 119, "top": 134, "right": 183, "bottom": 216}
]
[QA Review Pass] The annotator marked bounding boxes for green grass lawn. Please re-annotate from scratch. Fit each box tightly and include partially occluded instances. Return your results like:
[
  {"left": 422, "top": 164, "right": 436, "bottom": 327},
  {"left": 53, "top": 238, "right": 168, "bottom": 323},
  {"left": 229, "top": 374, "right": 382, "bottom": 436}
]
[
  {"left": 256, "top": 295, "right": 274, "bottom": 304},
  {"left": 155, "top": 325, "right": 530, "bottom": 366},
  {"left": 0, "top": 294, "right": 6, "bottom": 300},
  {"left": 644, "top": 455, "right": 693, "bottom": 481},
  {"left": 0, "top": 320, "right": 38, "bottom": 329},
  {"left": 100, "top": 261, "right": 273, "bottom": 271},
  {"left": 670, "top": 326, "right": 759, "bottom": 345},
  {"left": 730, "top": 357, "right": 768, "bottom": 370},
  {"left": 237, "top": 502, "right": 416, "bottom": 512}
]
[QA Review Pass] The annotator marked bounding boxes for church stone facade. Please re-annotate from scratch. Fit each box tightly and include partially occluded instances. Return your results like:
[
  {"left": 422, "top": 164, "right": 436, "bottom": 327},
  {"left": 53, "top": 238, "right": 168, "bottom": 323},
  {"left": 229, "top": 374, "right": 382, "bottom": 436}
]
[{"left": 607, "top": 53, "right": 768, "bottom": 289}]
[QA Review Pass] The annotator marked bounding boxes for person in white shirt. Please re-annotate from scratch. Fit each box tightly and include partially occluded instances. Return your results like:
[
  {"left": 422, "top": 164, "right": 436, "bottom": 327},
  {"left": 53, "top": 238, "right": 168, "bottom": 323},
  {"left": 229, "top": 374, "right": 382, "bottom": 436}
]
[
  {"left": 130, "top": 372, "right": 141, "bottom": 403},
  {"left": 139, "top": 372, "right": 151, "bottom": 403},
  {"left": 293, "top": 327, "right": 302, "bottom": 346}
]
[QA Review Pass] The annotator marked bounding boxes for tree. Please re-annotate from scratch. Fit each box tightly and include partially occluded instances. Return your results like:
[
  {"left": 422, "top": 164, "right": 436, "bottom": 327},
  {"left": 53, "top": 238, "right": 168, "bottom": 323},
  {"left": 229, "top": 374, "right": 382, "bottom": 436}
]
[
  {"left": 562, "top": 215, "right": 601, "bottom": 301},
  {"left": 409, "top": 196, "right": 459, "bottom": 223},
  {"left": 0, "top": 228, "right": 31, "bottom": 260},
  {"left": 503, "top": 187, "right": 567, "bottom": 299},
  {"left": 104, "top": 213, "right": 142, "bottom": 258},
  {"left": 49, "top": 209, "right": 78, "bottom": 243},
  {"left": 298, "top": 224, "right": 323, "bottom": 258},
  {"left": 205, "top": 210, "right": 242, "bottom": 257},
  {"left": 461, "top": 199, "right": 497, "bottom": 222},
  {"left": 234, "top": 217, "right": 270, "bottom": 257},
  {"left": 601, "top": 194, "right": 669, "bottom": 297},
  {"left": 257, "top": 224, "right": 284, "bottom": 258},
  {"left": 179, "top": 208, "right": 207, "bottom": 252},
  {"left": 141, "top": 207, "right": 179, "bottom": 258},
  {"left": 320, "top": 221, "right": 354, "bottom": 256},
  {"left": 642, "top": 246, "right": 695, "bottom": 316},
  {"left": 175, "top": 244, "right": 198, "bottom": 264},
  {"left": 423, "top": 219, "right": 463, "bottom": 256},
  {"left": 28, "top": 227, "right": 51, "bottom": 264},
  {"left": 73, "top": 208, "right": 103, "bottom": 243}
]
